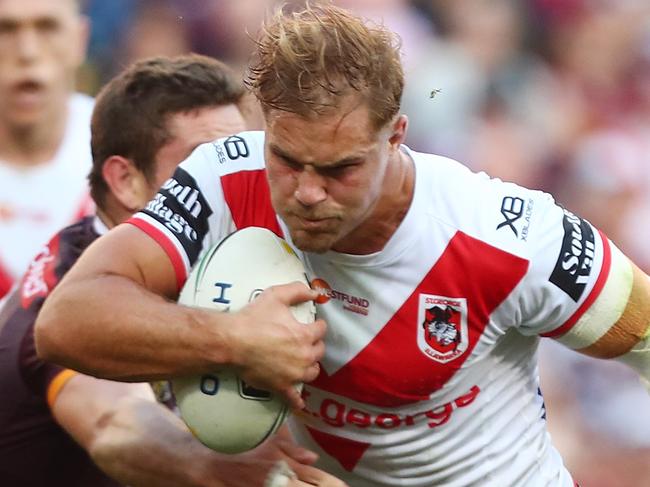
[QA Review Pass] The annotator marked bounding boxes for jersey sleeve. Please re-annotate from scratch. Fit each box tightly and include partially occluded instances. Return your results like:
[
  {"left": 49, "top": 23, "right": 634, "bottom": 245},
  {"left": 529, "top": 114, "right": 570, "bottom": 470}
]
[
  {"left": 18, "top": 318, "right": 78, "bottom": 408},
  {"left": 127, "top": 147, "right": 218, "bottom": 291},
  {"left": 127, "top": 131, "right": 268, "bottom": 291},
  {"left": 513, "top": 197, "right": 611, "bottom": 337},
  {"left": 9, "top": 221, "right": 95, "bottom": 407}
]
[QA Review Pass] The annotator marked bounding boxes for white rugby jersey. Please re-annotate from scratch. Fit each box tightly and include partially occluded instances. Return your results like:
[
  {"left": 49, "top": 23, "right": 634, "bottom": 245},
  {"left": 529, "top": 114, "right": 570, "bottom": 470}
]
[
  {"left": 129, "top": 131, "right": 606, "bottom": 486},
  {"left": 0, "top": 93, "right": 94, "bottom": 298}
]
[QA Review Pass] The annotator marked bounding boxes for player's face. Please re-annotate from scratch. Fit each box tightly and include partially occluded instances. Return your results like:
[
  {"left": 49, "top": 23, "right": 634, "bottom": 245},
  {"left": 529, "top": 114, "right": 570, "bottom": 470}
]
[
  {"left": 139, "top": 103, "right": 247, "bottom": 207},
  {"left": 0, "top": 0, "right": 87, "bottom": 130},
  {"left": 265, "top": 98, "right": 402, "bottom": 254}
]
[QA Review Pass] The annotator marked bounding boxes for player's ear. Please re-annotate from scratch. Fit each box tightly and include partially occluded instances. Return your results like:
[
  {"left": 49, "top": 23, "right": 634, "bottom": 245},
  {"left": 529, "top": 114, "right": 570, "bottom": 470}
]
[
  {"left": 388, "top": 114, "right": 408, "bottom": 150},
  {"left": 101, "top": 156, "right": 149, "bottom": 213}
]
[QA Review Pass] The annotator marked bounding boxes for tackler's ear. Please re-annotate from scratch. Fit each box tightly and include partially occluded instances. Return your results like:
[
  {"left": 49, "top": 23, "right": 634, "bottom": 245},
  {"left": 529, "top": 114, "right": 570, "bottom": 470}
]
[
  {"left": 101, "top": 156, "right": 149, "bottom": 213},
  {"left": 388, "top": 115, "right": 408, "bottom": 150}
]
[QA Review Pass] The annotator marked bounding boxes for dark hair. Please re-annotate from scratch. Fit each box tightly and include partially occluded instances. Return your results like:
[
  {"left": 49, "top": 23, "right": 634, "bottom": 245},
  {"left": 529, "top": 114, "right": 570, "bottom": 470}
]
[
  {"left": 89, "top": 54, "right": 244, "bottom": 209},
  {"left": 246, "top": 4, "right": 404, "bottom": 129}
]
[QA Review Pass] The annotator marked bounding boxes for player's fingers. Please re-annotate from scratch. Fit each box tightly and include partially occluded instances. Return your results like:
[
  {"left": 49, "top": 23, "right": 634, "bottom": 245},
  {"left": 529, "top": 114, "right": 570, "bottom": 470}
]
[
  {"left": 291, "top": 463, "right": 349, "bottom": 486},
  {"left": 308, "top": 319, "right": 327, "bottom": 342},
  {"left": 311, "top": 337, "right": 325, "bottom": 362},
  {"left": 284, "top": 386, "right": 305, "bottom": 411},
  {"left": 303, "top": 362, "right": 321, "bottom": 383},
  {"left": 271, "top": 281, "right": 317, "bottom": 306}
]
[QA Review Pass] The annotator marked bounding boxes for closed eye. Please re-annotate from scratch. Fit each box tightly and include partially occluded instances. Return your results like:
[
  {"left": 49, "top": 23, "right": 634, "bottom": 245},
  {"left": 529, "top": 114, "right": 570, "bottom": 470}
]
[
  {"left": 278, "top": 154, "right": 303, "bottom": 172},
  {"left": 319, "top": 164, "right": 356, "bottom": 178},
  {"left": 318, "top": 159, "right": 363, "bottom": 179}
]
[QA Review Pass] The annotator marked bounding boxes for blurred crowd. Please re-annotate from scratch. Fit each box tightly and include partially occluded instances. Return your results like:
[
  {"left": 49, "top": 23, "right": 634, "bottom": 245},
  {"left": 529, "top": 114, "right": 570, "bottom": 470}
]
[
  {"left": 81, "top": 0, "right": 650, "bottom": 265},
  {"left": 77, "top": 0, "right": 650, "bottom": 485}
]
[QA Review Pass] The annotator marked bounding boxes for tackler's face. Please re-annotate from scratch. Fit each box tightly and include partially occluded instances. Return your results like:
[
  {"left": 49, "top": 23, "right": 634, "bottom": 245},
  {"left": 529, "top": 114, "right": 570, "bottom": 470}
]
[
  {"left": 136, "top": 103, "right": 247, "bottom": 210},
  {"left": 264, "top": 96, "right": 397, "bottom": 254},
  {"left": 0, "top": 0, "right": 88, "bottom": 130}
]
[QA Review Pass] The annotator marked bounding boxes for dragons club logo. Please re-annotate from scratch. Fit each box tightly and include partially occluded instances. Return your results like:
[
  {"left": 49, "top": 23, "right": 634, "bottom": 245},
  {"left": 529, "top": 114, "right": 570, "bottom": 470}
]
[{"left": 417, "top": 294, "right": 468, "bottom": 363}]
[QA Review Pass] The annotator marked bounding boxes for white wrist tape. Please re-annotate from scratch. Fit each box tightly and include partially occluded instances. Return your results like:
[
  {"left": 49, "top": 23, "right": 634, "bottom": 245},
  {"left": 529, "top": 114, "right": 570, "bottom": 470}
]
[{"left": 264, "top": 461, "right": 297, "bottom": 487}]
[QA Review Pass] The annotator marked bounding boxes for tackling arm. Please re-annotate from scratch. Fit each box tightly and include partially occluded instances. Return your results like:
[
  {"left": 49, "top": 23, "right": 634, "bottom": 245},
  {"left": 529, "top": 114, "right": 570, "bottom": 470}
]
[
  {"left": 52, "top": 377, "right": 222, "bottom": 487},
  {"left": 52, "top": 376, "right": 346, "bottom": 487}
]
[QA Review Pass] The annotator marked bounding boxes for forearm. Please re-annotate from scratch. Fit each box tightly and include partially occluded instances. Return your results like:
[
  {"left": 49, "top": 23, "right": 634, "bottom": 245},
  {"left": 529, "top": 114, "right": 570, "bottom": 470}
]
[
  {"left": 36, "top": 273, "right": 234, "bottom": 381},
  {"left": 88, "top": 396, "right": 326, "bottom": 487},
  {"left": 56, "top": 378, "right": 329, "bottom": 487},
  {"left": 89, "top": 394, "right": 227, "bottom": 487}
]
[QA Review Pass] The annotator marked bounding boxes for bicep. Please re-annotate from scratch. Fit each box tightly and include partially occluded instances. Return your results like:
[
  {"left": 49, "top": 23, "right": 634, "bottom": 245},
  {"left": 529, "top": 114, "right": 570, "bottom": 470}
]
[{"left": 61, "top": 223, "right": 179, "bottom": 299}]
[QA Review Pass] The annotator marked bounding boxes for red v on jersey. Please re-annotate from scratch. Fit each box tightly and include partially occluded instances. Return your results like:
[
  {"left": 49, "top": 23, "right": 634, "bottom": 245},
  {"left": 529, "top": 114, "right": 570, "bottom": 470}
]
[
  {"left": 306, "top": 426, "right": 370, "bottom": 472},
  {"left": 310, "top": 231, "right": 529, "bottom": 407}
]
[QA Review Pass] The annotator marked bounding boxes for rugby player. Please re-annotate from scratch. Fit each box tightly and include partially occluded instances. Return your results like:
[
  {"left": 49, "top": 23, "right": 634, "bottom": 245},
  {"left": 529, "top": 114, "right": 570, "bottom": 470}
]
[
  {"left": 0, "top": 0, "right": 93, "bottom": 299},
  {"left": 35, "top": 5, "right": 650, "bottom": 486},
  {"left": 2, "top": 54, "right": 341, "bottom": 487}
]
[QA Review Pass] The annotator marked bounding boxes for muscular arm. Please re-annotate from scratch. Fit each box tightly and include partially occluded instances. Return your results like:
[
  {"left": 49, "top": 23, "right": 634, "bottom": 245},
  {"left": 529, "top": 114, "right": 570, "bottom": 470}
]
[
  {"left": 53, "top": 376, "right": 346, "bottom": 487},
  {"left": 36, "top": 224, "right": 229, "bottom": 381},
  {"left": 35, "top": 224, "right": 325, "bottom": 407},
  {"left": 52, "top": 377, "right": 219, "bottom": 487}
]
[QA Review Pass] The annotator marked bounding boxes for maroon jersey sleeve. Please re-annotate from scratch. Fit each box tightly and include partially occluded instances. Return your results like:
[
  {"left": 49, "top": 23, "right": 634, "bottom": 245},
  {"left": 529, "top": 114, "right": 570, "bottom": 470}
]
[
  {"left": 0, "top": 217, "right": 123, "bottom": 486},
  {"left": 11, "top": 216, "right": 99, "bottom": 400}
]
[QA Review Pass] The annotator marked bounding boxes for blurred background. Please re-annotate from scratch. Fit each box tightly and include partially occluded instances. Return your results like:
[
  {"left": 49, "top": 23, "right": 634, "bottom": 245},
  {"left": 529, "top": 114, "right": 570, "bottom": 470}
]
[{"left": 78, "top": 0, "right": 650, "bottom": 485}]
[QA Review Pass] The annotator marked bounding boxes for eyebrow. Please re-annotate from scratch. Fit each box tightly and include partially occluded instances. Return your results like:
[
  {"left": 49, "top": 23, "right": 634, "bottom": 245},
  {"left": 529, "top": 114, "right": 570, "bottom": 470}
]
[{"left": 269, "top": 143, "right": 365, "bottom": 168}]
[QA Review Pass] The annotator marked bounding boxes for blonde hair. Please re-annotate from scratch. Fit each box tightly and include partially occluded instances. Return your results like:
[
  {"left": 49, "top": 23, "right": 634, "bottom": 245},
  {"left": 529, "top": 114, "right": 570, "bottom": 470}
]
[{"left": 245, "top": 3, "right": 404, "bottom": 129}]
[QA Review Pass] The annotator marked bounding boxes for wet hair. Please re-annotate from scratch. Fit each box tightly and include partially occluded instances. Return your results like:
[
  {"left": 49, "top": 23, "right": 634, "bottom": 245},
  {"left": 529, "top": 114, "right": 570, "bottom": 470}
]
[
  {"left": 245, "top": 3, "right": 404, "bottom": 129},
  {"left": 88, "top": 54, "right": 244, "bottom": 209}
]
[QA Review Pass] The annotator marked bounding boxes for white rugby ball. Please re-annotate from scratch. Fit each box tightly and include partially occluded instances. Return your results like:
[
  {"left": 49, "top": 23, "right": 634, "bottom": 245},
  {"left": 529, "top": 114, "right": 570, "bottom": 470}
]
[{"left": 171, "top": 227, "right": 315, "bottom": 454}]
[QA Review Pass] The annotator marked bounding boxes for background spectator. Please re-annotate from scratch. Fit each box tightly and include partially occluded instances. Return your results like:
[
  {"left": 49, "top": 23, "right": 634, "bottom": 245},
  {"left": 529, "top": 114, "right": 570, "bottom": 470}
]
[{"left": 0, "top": 0, "right": 94, "bottom": 300}]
